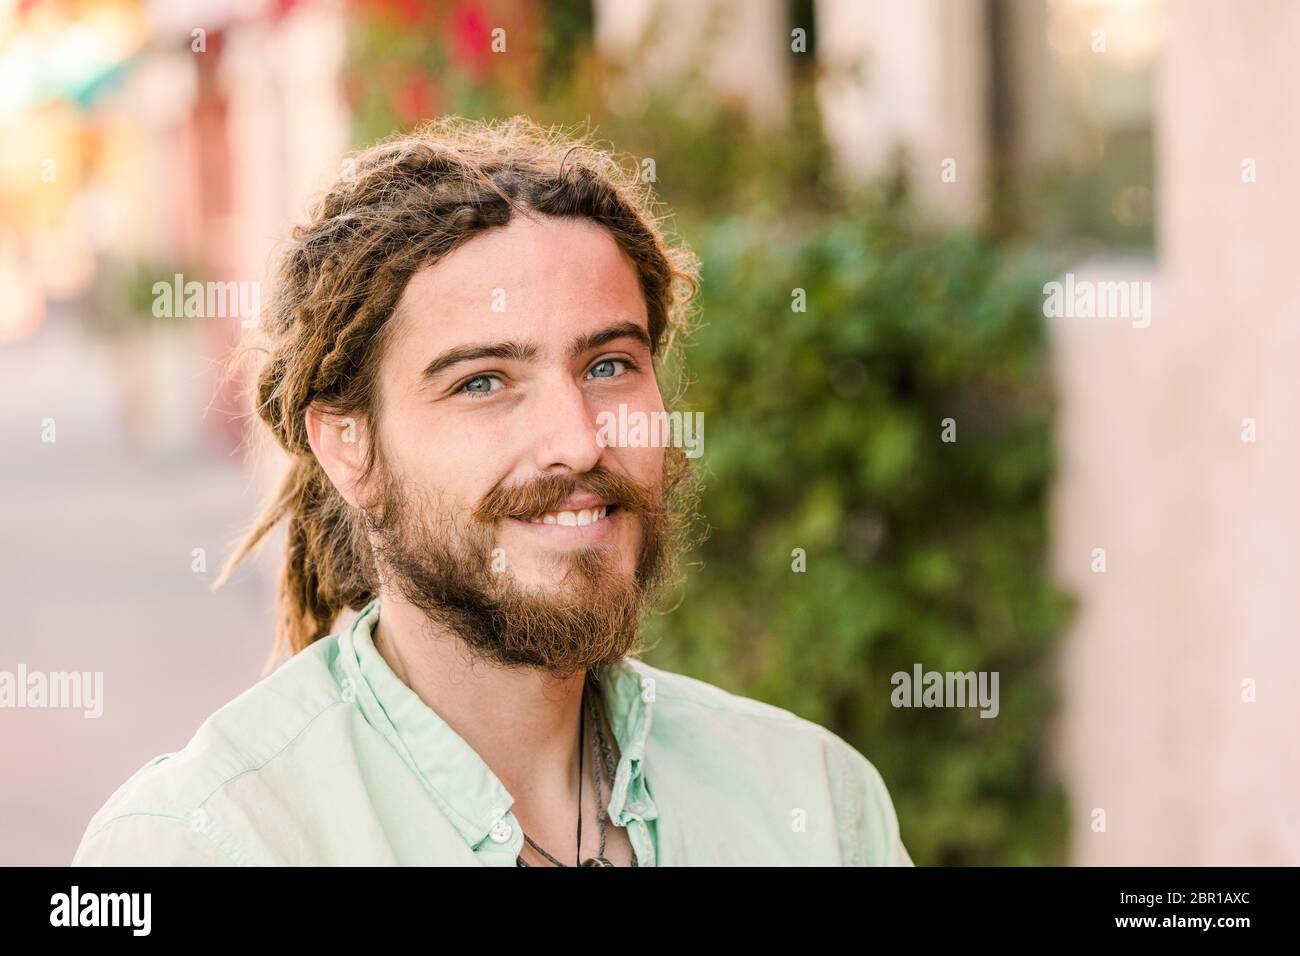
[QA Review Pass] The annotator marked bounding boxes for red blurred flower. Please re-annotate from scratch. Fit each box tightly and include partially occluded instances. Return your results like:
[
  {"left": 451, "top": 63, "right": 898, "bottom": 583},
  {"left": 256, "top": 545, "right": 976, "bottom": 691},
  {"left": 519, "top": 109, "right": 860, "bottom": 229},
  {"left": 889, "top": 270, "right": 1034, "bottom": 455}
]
[
  {"left": 451, "top": 3, "right": 493, "bottom": 80},
  {"left": 268, "top": 0, "right": 303, "bottom": 21}
]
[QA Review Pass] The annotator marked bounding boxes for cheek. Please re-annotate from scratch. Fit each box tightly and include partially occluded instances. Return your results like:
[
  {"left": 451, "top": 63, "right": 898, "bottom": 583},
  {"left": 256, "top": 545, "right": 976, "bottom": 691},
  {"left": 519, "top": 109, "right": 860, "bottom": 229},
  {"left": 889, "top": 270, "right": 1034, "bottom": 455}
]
[
  {"left": 635, "top": 376, "right": 667, "bottom": 415},
  {"left": 610, "top": 439, "right": 665, "bottom": 490},
  {"left": 596, "top": 381, "right": 668, "bottom": 480},
  {"left": 384, "top": 406, "right": 507, "bottom": 514}
]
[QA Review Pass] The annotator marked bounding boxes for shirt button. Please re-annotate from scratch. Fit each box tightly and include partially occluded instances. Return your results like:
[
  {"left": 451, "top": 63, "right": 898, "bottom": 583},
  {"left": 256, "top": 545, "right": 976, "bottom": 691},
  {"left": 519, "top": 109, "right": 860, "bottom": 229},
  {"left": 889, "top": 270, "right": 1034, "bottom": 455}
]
[
  {"left": 488, "top": 820, "right": 513, "bottom": 843},
  {"left": 628, "top": 801, "right": 646, "bottom": 815}
]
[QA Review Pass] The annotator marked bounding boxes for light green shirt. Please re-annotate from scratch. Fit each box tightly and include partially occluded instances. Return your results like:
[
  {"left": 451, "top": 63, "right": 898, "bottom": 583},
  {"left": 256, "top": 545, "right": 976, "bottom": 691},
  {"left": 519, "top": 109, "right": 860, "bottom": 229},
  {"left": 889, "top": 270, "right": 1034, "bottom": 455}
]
[{"left": 73, "top": 599, "right": 911, "bottom": 866}]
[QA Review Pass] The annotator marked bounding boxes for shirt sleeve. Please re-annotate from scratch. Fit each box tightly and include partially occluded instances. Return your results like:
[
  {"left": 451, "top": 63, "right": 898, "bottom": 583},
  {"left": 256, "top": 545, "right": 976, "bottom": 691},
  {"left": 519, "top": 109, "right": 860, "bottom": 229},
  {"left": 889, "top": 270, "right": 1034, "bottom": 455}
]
[
  {"left": 822, "top": 731, "right": 909, "bottom": 867},
  {"left": 895, "top": 838, "right": 915, "bottom": 866},
  {"left": 72, "top": 814, "right": 237, "bottom": 867}
]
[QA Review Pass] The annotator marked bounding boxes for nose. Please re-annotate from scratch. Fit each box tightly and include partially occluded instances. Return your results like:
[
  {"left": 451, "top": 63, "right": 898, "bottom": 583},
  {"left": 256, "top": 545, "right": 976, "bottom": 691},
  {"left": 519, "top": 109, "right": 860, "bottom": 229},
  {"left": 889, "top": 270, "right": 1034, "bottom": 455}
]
[{"left": 528, "top": 377, "right": 604, "bottom": 475}]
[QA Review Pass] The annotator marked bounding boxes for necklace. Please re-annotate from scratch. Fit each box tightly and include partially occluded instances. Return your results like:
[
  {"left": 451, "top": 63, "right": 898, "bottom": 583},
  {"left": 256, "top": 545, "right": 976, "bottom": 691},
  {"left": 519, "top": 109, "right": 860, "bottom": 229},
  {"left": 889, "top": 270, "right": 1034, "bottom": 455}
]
[{"left": 516, "top": 673, "right": 626, "bottom": 867}]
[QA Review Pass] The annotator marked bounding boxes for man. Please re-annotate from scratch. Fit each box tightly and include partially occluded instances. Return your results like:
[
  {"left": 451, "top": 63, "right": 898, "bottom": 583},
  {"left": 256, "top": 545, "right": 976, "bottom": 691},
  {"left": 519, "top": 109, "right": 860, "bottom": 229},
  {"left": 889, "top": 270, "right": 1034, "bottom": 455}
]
[{"left": 73, "top": 117, "right": 911, "bottom": 866}]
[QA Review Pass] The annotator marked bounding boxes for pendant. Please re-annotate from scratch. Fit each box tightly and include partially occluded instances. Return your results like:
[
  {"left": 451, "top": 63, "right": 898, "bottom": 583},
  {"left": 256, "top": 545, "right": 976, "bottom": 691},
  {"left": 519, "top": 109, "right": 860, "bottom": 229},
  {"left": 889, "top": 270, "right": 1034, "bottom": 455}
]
[{"left": 580, "top": 856, "right": 615, "bottom": 867}]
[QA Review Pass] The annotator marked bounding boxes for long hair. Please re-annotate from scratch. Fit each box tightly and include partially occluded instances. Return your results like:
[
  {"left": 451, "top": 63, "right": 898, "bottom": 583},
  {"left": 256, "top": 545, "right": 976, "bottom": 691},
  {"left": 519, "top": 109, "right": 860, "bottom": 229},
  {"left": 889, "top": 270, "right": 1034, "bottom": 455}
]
[{"left": 215, "top": 116, "right": 700, "bottom": 663}]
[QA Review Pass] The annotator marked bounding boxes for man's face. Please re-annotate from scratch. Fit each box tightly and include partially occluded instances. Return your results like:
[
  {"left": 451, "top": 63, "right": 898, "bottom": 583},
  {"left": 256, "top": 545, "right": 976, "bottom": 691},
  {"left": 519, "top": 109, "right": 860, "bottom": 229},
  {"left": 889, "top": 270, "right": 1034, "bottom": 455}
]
[{"left": 360, "top": 213, "right": 674, "bottom": 674}]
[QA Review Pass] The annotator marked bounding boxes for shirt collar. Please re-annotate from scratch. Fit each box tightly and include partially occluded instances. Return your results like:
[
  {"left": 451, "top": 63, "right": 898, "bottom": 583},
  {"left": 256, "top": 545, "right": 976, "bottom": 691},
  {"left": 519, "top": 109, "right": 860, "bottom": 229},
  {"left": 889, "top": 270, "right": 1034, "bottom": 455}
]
[{"left": 336, "top": 598, "right": 657, "bottom": 852}]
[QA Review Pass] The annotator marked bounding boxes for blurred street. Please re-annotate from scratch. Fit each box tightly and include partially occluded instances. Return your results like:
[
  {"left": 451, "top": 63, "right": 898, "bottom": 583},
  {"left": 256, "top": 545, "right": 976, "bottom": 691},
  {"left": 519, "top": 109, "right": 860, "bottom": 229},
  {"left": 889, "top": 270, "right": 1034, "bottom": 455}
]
[{"left": 0, "top": 305, "right": 271, "bottom": 865}]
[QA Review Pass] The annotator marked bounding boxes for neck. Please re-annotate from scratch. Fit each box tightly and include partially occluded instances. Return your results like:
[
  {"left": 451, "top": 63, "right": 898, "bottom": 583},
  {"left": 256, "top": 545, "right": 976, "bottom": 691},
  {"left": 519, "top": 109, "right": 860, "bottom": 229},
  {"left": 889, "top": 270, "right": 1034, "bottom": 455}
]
[{"left": 371, "top": 591, "right": 586, "bottom": 808}]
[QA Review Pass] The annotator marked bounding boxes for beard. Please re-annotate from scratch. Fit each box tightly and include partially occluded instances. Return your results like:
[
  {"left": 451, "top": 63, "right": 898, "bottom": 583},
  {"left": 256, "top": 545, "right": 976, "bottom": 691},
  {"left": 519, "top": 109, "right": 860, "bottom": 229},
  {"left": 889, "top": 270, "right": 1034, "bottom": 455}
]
[{"left": 359, "top": 447, "right": 690, "bottom": 679}]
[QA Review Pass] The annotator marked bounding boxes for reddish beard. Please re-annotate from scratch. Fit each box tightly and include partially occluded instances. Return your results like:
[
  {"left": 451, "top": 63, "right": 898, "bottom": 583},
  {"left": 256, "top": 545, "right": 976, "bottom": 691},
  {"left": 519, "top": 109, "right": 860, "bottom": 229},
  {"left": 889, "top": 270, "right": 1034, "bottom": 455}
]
[{"left": 361, "top": 458, "right": 677, "bottom": 679}]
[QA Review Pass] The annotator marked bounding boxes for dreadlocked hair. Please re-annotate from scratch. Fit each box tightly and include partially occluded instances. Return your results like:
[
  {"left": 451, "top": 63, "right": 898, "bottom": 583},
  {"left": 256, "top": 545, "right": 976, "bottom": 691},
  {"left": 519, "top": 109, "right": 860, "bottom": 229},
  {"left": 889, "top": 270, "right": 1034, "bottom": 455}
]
[{"left": 215, "top": 116, "right": 700, "bottom": 664}]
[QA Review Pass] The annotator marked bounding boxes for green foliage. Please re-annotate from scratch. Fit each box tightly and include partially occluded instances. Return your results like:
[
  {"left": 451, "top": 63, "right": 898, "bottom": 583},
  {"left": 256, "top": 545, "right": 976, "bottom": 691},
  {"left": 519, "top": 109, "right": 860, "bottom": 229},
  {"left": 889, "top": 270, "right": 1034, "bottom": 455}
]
[{"left": 641, "top": 185, "right": 1073, "bottom": 864}]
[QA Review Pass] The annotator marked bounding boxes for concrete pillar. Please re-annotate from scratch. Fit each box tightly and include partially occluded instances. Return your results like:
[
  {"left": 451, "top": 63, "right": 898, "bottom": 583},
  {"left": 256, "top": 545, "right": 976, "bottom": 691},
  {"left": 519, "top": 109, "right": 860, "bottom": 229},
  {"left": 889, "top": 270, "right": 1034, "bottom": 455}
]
[{"left": 1057, "top": 0, "right": 1300, "bottom": 865}]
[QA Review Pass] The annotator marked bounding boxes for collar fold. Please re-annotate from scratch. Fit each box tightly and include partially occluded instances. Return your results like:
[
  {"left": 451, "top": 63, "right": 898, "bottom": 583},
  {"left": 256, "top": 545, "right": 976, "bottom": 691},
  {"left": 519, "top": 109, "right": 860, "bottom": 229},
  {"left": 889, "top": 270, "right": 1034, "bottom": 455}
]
[{"left": 337, "top": 599, "right": 657, "bottom": 852}]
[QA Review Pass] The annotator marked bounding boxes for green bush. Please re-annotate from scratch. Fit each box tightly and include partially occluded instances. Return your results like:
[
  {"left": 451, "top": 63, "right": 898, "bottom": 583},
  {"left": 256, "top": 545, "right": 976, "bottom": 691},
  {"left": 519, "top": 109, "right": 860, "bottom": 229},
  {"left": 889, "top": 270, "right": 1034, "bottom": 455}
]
[{"left": 643, "top": 186, "right": 1073, "bottom": 866}]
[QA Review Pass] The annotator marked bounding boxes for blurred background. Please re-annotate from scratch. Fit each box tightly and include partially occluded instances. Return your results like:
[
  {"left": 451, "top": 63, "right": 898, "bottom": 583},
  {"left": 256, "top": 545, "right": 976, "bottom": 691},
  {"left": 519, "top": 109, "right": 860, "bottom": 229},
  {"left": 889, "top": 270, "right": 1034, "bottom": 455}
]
[{"left": 1, "top": 0, "right": 1296, "bottom": 866}]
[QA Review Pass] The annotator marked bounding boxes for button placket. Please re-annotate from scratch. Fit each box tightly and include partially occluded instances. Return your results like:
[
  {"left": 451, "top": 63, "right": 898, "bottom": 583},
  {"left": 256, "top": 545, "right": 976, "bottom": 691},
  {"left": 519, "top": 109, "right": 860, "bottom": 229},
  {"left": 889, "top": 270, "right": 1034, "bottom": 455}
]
[
  {"left": 626, "top": 817, "right": 656, "bottom": 867},
  {"left": 620, "top": 766, "right": 656, "bottom": 822}
]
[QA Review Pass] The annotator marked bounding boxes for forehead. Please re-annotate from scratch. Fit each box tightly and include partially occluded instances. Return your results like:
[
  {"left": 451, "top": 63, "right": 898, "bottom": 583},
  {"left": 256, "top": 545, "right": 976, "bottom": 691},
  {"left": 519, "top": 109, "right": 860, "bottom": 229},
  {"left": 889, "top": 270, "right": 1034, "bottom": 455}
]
[{"left": 385, "top": 214, "right": 648, "bottom": 379}]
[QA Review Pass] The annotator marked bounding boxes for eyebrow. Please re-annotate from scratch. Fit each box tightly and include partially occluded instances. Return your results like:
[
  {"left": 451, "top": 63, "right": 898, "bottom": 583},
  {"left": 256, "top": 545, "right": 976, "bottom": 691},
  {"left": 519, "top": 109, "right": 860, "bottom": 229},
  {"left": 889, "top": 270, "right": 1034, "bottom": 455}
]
[
  {"left": 567, "top": 321, "right": 653, "bottom": 359},
  {"left": 420, "top": 341, "right": 539, "bottom": 382},
  {"left": 419, "top": 321, "right": 653, "bottom": 384}
]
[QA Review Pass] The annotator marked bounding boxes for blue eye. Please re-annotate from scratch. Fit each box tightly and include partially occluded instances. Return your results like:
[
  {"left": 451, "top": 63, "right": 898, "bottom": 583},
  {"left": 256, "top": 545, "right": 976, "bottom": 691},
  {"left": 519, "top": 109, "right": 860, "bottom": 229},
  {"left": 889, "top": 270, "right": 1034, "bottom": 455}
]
[
  {"left": 588, "top": 359, "right": 626, "bottom": 379},
  {"left": 461, "top": 374, "right": 502, "bottom": 396}
]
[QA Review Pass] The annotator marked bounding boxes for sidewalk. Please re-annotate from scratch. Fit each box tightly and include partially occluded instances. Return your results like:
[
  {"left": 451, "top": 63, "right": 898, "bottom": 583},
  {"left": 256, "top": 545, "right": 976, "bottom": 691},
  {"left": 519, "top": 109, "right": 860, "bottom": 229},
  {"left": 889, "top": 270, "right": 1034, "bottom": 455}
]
[{"left": 0, "top": 310, "right": 273, "bottom": 865}]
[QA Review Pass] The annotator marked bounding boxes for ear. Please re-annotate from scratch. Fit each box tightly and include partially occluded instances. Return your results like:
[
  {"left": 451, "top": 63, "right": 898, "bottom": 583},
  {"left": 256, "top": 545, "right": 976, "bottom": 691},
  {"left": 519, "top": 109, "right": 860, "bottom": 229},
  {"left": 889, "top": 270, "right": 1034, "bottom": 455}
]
[{"left": 305, "top": 404, "right": 369, "bottom": 509}]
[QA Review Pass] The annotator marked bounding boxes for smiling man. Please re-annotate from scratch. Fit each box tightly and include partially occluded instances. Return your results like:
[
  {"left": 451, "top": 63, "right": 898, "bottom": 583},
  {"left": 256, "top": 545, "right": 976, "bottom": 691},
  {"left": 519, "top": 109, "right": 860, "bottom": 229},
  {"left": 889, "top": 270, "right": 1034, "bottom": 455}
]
[{"left": 72, "top": 117, "right": 911, "bottom": 867}]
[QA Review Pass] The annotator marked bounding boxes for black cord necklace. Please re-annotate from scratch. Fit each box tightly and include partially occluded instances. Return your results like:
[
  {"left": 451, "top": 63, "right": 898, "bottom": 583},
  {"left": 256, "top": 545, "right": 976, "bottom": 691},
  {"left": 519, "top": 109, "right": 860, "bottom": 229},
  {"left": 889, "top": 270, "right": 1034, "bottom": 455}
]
[{"left": 516, "top": 674, "right": 618, "bottom": 866}]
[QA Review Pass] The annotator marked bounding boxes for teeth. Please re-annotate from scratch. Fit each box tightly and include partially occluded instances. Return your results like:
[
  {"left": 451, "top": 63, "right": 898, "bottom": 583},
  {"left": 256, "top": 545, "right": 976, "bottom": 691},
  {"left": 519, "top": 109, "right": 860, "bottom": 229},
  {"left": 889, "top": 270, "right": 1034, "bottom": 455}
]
[{"left": 527, "top": 506, "right": 608, "bottom": 526}]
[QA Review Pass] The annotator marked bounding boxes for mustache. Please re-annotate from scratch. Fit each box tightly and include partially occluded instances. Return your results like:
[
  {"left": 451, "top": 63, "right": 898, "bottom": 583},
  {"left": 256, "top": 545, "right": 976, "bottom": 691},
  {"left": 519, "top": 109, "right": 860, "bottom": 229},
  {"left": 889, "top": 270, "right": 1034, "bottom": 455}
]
[{"left": 473, "top": 466, "right": 660, "bottom": 524}]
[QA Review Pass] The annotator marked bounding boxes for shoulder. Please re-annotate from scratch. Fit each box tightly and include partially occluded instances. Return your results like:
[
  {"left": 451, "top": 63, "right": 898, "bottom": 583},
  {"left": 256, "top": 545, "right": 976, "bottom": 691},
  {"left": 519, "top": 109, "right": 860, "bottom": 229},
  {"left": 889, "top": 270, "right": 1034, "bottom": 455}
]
[
  {"left": 73, "top": 636, "right": 348, "bottom": 865},
  {"left": 622, "top": 658, "right": 910, "bottom": 865},
  {"left": 625, "top": 656, "right": 852, "bottom": 744}
]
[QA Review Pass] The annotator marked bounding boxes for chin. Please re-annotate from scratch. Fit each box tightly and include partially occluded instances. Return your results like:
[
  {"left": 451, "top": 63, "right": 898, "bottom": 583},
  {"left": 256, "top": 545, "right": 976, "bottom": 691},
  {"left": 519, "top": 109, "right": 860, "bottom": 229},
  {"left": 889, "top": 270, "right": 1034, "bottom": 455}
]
[{"left": 502, "top": 546, "right": 631, "bottom": 591}]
